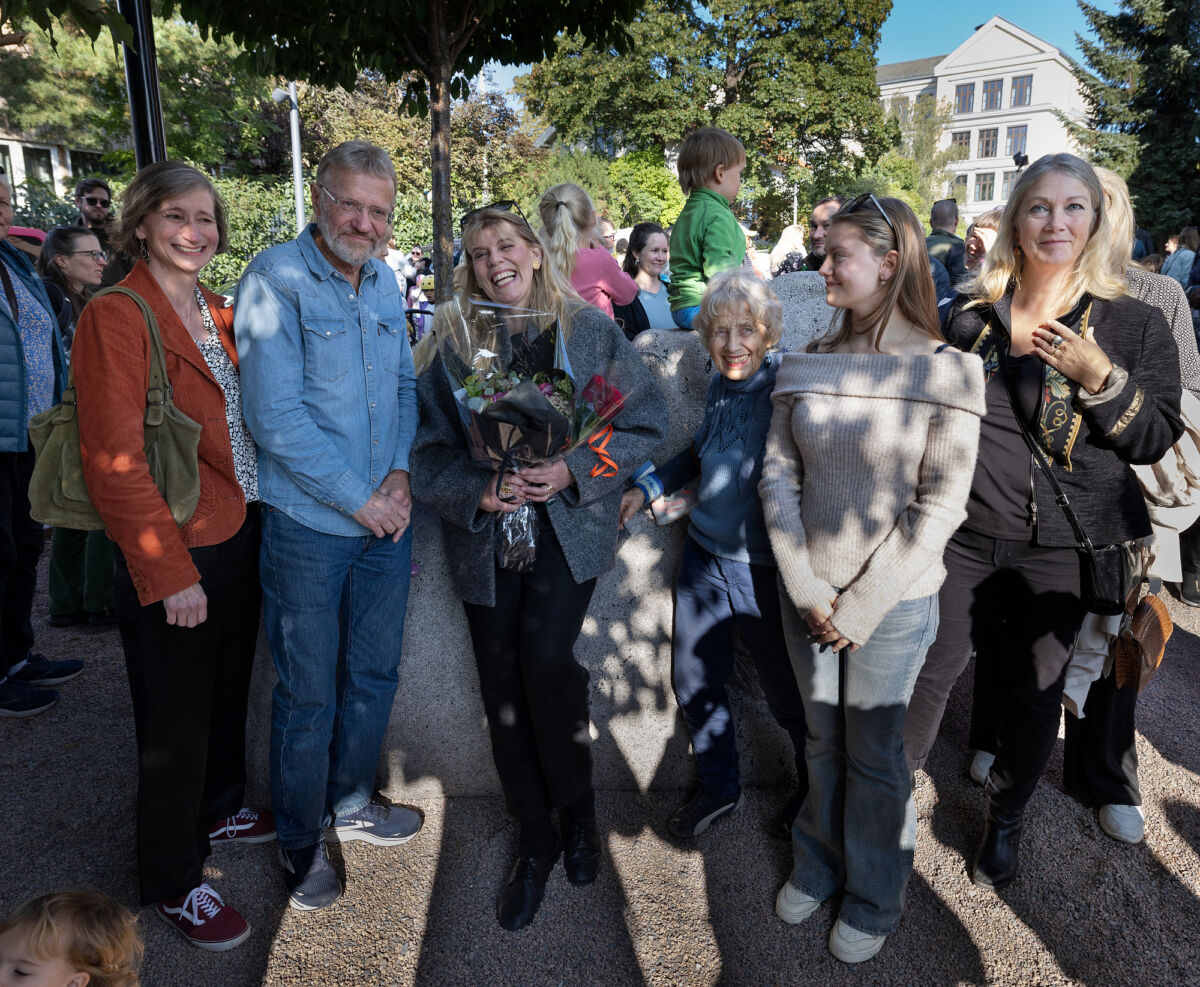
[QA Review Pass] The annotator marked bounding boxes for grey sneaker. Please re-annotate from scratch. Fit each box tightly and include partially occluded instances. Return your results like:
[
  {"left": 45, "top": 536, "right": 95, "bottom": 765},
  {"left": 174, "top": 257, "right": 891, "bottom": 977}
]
[
  {"left": 668, "top": 788, "right": 744, "bottom": 838},
  {"left": 0, "top": 677, "right": 58, "bottom": 718},
  {"left": 328, "top": 802, "right": 422, "bottom": 846},
  {"left": 279, "top": 843, "right": 341, "bottom": 912}
]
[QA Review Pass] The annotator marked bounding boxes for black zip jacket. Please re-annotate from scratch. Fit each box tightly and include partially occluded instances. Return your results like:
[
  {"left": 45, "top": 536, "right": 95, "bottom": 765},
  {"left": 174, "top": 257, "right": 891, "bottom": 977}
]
[{"left": 947, "top": 290, "right": 1183, "bottom": 548}]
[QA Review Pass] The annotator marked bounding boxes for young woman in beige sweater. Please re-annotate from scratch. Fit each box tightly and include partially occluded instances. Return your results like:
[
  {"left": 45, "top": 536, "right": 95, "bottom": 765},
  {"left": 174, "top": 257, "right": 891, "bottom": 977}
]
[{"left": 760, "top": 195, "right": 985, "bottom": 963}]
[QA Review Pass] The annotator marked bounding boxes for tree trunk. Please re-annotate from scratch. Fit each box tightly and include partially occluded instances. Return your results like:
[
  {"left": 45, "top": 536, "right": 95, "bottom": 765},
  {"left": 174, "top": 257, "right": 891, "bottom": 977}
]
[{"left": 429, "top": 62, "right": 455, "bottom": 303}]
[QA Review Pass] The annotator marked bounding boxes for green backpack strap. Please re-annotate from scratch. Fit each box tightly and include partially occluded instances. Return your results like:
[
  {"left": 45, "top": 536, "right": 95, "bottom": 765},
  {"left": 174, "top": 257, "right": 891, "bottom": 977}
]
[{"left": 91, "top": 286, "right": 171, "bottom": 426}]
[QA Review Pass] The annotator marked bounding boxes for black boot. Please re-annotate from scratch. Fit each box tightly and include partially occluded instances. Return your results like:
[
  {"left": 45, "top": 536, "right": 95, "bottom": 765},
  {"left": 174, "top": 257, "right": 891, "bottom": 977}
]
[
  {"left": 496, "top": 837, "right": 562, "bottom": 931},
  {"left": 562, "top": 815, "right": 601, "bottom": 885},
  {"left": 1179, "top": 518, "right": 1200, "bottom": 606},
  {"left": 972, "top": 798, "right": 1024, "bottom": 890}
]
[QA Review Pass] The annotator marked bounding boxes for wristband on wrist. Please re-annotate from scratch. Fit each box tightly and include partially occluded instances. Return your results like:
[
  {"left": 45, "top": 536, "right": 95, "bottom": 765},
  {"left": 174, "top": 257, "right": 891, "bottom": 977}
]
[{"left": 632, "top": 460, "right": 663, "bottom": 504}]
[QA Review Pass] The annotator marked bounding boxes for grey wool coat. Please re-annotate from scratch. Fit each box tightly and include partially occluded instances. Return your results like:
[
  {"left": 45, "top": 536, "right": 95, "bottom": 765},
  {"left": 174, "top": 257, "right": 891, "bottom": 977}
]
[{"left": 411, "top": 303, "right": 669, "bottom": 607}]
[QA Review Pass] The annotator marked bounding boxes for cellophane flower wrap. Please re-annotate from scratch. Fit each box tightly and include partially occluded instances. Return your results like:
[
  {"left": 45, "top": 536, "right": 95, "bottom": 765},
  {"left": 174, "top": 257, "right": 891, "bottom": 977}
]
[{"left": 434, "top": 295, "right": 636, "bottom": 569}]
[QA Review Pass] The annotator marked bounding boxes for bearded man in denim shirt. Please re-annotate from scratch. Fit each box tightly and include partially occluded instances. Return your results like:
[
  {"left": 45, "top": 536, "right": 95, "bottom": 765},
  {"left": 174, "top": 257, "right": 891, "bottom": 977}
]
[{"left": 235, "top": 141, "right": 419, "bottom": 912}]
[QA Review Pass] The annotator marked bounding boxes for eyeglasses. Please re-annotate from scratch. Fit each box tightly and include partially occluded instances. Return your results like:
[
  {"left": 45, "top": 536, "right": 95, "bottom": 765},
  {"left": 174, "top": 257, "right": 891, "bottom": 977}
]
[
  {"left": 317, "top": 184, "right": 394, "bottom": 225},
  {"left": 459, "top": 200, "right": 527, "bottom": 234},
  {"left": 843, "top": 192, "right": 897, "bottom": 238},
  {"left": 81, "top": 196, "right": 111, "bottom": 208},
  {"left": 65, "top": 250, "right": 107, "bottom": 262}
]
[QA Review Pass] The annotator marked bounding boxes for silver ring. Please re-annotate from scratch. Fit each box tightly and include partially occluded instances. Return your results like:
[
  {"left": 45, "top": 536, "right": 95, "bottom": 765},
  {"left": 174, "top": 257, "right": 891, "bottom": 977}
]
[{"left": 1051, "top": 334, "right": 1064, "bottom": 349}]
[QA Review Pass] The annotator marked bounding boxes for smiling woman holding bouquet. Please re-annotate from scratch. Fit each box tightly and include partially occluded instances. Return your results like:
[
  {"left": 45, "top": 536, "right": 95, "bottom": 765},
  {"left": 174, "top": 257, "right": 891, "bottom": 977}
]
[{"left": 411, "top": 206, "right": 667, "bottom": 932}]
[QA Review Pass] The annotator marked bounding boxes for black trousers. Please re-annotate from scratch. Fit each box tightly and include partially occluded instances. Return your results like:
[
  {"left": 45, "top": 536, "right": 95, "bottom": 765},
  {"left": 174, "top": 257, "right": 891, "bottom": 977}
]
[
  {"left": 0, "top": 449, "right": 43, "bottom": 672},
  {"left": 903, "top": 528, "right": 1088, "bottom": 813},
  {"left": 463, "top": 518, "right": 597, "bottom": 823},
  {"left": 1062, "top": 671, "right": 1140, "bottom": 807},
  {"left": 114, "top": 505, "right": 262, "bottom": 903}
]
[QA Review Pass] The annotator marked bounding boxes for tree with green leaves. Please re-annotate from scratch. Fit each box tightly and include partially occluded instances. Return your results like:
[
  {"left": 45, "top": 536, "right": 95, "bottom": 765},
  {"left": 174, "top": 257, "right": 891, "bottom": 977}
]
[
  {"left": 517, "top": 0, "right": 893, "bottom": 233},
  {"left": 1064, "top": 0, "right": 1200, "bottom": 239},
  {"left": 850, "top": 94, "right": 954, "bottom": 227},
  {"left": 175, "top": 0, "right": 642, "bottom": 298}
]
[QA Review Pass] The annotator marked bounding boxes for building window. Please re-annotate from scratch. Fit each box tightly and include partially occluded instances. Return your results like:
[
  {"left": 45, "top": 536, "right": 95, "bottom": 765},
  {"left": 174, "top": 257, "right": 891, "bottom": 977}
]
[
  {"left": 982, "top": 79, "right": 1003, "bottom": 111},
  {"left": 69, "top": 150, "right": 105, "bottom": 179},
  {"left": 975, "top": 172, "right": 996, "bottom": 202},
  {"left": 1011, "top": 74, "right": 1033, "bottom": 107},
  {"left": 1005, "top": 125, "right": 1028, "bottom": 157},
  {"left": 23, "top": 147, "right": 54, "bottom": 187},
  {"left": 1001, "top": 171, "right": 1020, "bottom": 201},
  {"left": 978, "top": 128, "right": 998, "bottom": 158},
  {"left": 0, "top": 144, "right": 12, "bottom": 184},
  {"left": 954, "top": 83, "right": 975, "bottom": 114},
  {"left": 953, "top": 174, "right": 968, "bottom": 194},
  {"left": 950, "top": 131, "right": 971, "bottom": 159}
]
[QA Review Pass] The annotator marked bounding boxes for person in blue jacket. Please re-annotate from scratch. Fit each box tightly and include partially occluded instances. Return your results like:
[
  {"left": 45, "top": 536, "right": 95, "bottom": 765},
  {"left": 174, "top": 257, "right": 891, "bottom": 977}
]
[{"left": 0, "top": 175, "right": 80, "bottom": 718}]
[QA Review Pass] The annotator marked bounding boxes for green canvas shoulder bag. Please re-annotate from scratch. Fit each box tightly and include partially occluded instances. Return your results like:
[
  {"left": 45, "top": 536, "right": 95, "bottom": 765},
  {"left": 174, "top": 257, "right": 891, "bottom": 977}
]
[{"left": 28, "top": 286, "right": 203, "bottom": 530}]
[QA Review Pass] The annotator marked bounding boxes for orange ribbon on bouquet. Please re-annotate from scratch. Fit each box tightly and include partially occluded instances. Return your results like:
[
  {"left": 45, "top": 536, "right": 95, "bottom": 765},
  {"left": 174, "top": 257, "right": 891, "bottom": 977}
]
[{"left": 588, "top": 425, "right": 618, "bottom": 478}]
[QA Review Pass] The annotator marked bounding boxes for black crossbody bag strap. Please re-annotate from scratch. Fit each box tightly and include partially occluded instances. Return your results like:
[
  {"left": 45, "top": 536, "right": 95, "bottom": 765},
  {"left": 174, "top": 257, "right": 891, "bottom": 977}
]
[{"left": 994, "top": 339, "right": 1095, "bottom": 555}]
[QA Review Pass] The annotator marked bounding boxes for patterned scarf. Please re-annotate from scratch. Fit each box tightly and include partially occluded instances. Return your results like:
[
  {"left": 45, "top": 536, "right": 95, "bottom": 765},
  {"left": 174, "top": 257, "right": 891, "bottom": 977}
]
[{"left": 970, "top": 302, "right": 1093, "bottom": 471}]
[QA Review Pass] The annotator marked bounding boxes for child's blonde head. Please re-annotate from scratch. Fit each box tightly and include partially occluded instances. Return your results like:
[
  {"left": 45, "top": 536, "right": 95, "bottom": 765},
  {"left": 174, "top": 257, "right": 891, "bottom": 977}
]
[
  {"left": 0, "top": 890, "right": 142, "bottom": 987},
  {"left": 676, "top": 128, "right": 745, "bottom": 196},
  {"left": 693, "top": 270, "right": 784, "bottom": 350}
]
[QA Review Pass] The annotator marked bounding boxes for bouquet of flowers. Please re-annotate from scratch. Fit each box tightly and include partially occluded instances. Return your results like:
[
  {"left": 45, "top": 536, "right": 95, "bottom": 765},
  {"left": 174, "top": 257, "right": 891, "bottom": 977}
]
[{"left": 433, "top": 295, "right": 633, "bottom": 569}]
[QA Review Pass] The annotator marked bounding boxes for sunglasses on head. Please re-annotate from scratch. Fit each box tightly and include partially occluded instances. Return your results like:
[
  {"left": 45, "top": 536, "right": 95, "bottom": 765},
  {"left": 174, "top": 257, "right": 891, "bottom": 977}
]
[
  {"left": 843, "top": 192, "right": 897, "bottom": 238},
  {"left": 82, "top": 195, "right": 111, "bottom": 208},
  {"left": 459, "top": 200, "right": 528, "bottom": 235}
]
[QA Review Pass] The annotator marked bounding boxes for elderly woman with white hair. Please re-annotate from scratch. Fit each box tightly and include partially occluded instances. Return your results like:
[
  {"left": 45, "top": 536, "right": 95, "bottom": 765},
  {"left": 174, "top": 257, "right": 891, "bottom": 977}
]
[{"left": 902, "top": 153, "right": 1183, "bottom": 891}]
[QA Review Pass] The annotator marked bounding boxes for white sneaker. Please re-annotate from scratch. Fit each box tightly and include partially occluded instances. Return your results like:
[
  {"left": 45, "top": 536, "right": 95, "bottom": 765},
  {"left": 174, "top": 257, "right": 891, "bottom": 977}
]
[
  {"left": 969, "top": 750, "right": 995, "bottom": 787},
  {"left": 1099, "top": 804, "right": 1145, "bottom": 844},
  {"left": 828, "top": 918, "right": 887, "bottom": 963},
  {"left": 774, "top": 881, "right": 822, "bottom": 924}
]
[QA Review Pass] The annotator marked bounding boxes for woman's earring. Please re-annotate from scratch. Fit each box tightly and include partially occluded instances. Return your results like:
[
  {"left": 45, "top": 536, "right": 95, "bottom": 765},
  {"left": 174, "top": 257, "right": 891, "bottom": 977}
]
[
  {"left": 532, "top": 260, "right": 541, "bottom": 270},
  {"left": 138, "top": 238, "right": 149, "bottom": 260},
  {"left": 878, "top": 275, "right": 889, "bottom": 287}
]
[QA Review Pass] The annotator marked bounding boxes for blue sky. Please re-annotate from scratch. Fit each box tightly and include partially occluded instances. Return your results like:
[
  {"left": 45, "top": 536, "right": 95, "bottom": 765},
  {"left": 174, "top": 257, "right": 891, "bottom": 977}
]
[{"left": 482, "top": 2, "right": 1115, "bottom": 102}]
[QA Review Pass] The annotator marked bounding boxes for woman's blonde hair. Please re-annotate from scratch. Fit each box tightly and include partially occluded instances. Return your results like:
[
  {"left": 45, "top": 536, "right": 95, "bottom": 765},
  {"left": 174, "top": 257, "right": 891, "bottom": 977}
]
[
  {"left": 537, "top": 183, "right": 596, "bottom": 279},
  {"left": 815, "top": 194, "right": 943, "bottom": 351},
  {"left": 114, "top": 161, "right": 229, "bottom": 259},
  {"left": 1093, "top": 165, "right": 1135, "bottom": 276},
  {"left": 962, "top": 153, "right": 1125, "bottom": 306},
  {"left": 0, "top": 890, "right": 142, "bottom": 987},
  {"left": 769, "top": 224, "right": 807, "bottom": 273},
  {"left": 693, "top": 270, "right": 784, "bottom": 349},
  {"left": 968, "top": 207, "right": 1005, "bottom": 236}
]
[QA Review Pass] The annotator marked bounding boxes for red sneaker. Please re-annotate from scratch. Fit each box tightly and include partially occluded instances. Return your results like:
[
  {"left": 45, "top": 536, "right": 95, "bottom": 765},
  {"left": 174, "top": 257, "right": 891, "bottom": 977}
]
[
  {"left": 209, "top": 808, "right": 276, "bottom": 844},
  {"left": 156, "top": 884, "right": 251, "bottom": 951}
]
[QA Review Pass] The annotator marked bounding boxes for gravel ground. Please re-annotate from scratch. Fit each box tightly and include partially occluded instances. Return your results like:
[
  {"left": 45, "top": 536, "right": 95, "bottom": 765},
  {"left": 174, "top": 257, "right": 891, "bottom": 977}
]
[{"left": 3, "top": 555, "right": 1199, "bottom": 986}]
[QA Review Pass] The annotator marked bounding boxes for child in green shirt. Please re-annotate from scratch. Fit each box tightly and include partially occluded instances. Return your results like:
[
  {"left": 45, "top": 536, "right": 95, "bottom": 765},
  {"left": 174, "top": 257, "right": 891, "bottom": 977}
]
[{"left": 668, "top": 127, "right": 747, "bottom": 329}]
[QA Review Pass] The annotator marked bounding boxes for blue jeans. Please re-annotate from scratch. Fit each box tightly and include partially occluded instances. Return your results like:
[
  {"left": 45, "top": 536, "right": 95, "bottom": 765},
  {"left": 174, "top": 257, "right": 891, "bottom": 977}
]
[
  {"left": 672, "top": 539, "right": 807, "bottom": 798},
  {"left": 261, "top": 507, "right": 413, "bottom": 850},
  {"left": 672, "top": 305, "right": 700, "bottom": 329},
  {"left": 781, "top": 587, "right": 938, "bottom": 935}
]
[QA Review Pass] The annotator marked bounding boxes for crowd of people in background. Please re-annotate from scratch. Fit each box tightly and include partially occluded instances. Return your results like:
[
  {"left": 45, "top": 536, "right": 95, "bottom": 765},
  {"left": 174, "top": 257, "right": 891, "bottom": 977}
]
[{"left": 1, "top": 125, "right": 1198, "bottom": 979}]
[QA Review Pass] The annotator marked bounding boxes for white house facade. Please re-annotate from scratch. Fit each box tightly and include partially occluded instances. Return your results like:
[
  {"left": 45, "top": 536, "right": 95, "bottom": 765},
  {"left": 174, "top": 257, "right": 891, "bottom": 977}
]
[
  {"left": 876, "top": 16, "right": 1087, "bottom": 218},
  {"left": 0, "top": 133, "right": 107, "bottom": 200}
]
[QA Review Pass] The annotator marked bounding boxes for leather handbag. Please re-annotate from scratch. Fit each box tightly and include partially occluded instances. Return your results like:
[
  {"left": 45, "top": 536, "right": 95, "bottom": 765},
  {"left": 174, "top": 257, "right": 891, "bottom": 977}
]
[
  {"left": 996, "top": 342, "right": 1138, "bottom": 615},
  {"left": 1114, "top": 590, "right": 1172, "bottom": 691},
  {"left": 28, "top": 286, "right": 203, "bottom": 530}
]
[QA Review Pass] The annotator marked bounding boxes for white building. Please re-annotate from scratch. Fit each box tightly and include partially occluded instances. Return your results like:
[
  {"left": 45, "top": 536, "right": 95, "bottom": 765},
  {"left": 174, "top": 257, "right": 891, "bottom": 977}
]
[
  {"left": 876, "top": 16, "right": 1087, "bottom": 218},
  {"left": 0, "top": 133, "right": 107, "bottom": 200}
]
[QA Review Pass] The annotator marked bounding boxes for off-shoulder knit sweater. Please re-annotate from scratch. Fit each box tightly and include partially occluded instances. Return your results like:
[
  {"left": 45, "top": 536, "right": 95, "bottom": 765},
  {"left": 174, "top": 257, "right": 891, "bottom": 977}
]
[{"left": 759, "top": 350, "right": 986, "bottom": 645}]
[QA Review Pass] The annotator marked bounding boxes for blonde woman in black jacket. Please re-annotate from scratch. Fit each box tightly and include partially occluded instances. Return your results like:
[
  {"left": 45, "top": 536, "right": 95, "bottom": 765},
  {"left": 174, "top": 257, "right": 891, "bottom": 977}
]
[{"left": 901, "top": 154, "right": 1183, "bottom": 890}]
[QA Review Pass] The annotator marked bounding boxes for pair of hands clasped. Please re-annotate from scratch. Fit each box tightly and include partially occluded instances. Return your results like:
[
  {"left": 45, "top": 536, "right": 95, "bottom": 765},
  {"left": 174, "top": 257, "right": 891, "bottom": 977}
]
[
  {"left": 352, "top": 468, "right": 413, "bottom": 541},
  {"left": 805, "top": 597, "right": 859, "bottom": 653},
  {"left": 479, "top": 458, "right": 574, "bottom": 514}
]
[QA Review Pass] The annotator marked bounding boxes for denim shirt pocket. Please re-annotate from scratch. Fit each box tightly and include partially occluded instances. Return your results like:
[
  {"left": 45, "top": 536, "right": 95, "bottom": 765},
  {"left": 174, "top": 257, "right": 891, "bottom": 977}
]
[
  {"left": 378, "top": 316, "right": 409, "bottom": 377},
  {"left": 300, "top": 315, "right": 351, "bottom": 383}
]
